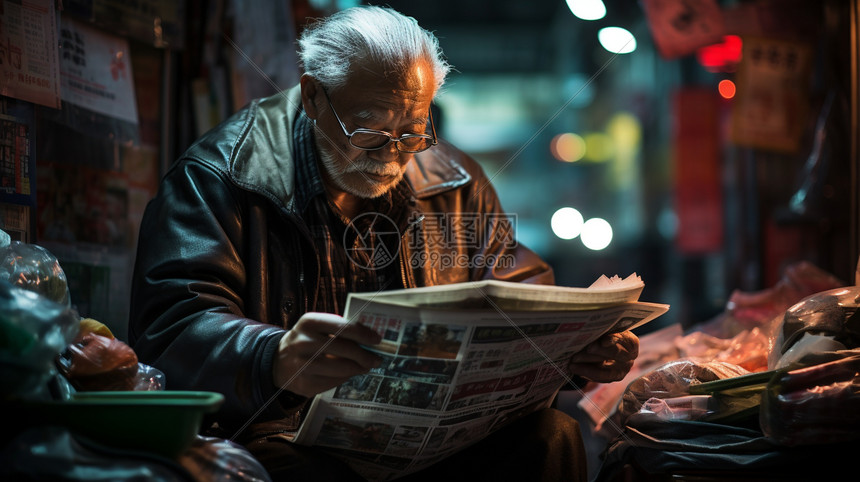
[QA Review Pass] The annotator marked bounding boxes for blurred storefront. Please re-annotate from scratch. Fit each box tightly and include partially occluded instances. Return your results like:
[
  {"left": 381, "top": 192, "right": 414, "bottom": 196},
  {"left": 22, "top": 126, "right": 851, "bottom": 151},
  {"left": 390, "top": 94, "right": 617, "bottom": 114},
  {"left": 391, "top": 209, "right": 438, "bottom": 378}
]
[
  {"left": 1, "top": 0, "right": 858, "bottom": 478},
  {"left": 380, "top": 0, "right": 858, "bottom": 335},
  {"left": 1, "top": 0, "right": 854, "bottom": 336}
]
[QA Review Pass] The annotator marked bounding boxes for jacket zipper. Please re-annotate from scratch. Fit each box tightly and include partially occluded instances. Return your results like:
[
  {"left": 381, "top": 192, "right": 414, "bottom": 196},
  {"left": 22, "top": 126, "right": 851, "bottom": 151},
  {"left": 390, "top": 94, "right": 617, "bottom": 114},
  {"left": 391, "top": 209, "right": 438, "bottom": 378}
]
[{"left": 400, "top": 213, "right": 424, "bottom": 288}]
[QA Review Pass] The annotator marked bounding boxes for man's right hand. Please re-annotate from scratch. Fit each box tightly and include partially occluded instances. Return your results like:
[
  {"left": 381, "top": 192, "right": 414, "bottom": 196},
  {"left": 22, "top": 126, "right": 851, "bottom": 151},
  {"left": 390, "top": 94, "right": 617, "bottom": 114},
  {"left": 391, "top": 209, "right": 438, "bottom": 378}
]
[{"left": 273, "top": 312, "right": 382, "bottom": 397}]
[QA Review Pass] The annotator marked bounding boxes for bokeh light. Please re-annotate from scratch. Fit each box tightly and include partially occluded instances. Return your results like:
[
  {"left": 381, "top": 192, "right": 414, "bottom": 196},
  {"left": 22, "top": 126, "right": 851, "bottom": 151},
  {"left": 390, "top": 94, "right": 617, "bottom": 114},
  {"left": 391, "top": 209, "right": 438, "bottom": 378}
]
[
  {"left": 718, "top": 79, "right": 736, "bottom": 99},
  {"left": 598, "top": 27, "right": 637, "bottom": 54},
  {"left": 583, "top": 132, "right": 614, "bottom": 162},
  {"left": 606, "top": 112, "right": 641, "bottom": 148},
  {"left": 581, "top": 217, "right": 613, "bottom": 250},
  {"left": 566, "top": 0, "right": 606, "bottom": 21},
  {"left": 550, "top": 133, "right": 586, "bottom": 162},
  {"left": 551, "top": 207, "right": 585, "bottom": 240}
]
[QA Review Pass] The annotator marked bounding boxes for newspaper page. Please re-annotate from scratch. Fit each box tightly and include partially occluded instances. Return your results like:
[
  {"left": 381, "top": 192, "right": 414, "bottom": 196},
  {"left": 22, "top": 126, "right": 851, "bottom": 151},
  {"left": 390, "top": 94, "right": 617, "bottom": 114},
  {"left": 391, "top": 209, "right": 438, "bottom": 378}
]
[
  {"left": 291, "top": 276, "right": 669, "bottom": 481},
  {"left": 356, "top": 273, "right": 647, "bottom": 311}
]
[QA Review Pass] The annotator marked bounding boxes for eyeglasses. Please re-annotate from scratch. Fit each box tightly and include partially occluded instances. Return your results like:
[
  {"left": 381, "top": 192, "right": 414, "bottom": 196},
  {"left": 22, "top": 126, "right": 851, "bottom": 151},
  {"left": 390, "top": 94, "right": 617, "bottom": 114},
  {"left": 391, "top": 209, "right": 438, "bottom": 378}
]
[{"left": 321, "top": 87, "right": 438, "bottom": 154}]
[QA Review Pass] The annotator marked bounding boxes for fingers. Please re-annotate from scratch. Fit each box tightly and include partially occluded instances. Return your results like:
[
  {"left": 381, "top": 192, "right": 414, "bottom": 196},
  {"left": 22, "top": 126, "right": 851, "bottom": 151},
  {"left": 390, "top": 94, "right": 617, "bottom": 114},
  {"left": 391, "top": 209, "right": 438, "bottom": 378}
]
[
  {"left": 295, "top": 312, "right": 383, "bottom": 347},
  {"left": 273, "top": 312, "right": 383, "bottom": 397},
  {"left": 291, "top": 312, "right": 383, "bottom": 369},
  {"left": 614, "top": 331, "right": 640, "bottom": 358},
  {"left": 579, "top": 331, "right": 639, "bottom": 361},
  {"left": 568, "top": 331, "right": 640, "bottom": 383}
]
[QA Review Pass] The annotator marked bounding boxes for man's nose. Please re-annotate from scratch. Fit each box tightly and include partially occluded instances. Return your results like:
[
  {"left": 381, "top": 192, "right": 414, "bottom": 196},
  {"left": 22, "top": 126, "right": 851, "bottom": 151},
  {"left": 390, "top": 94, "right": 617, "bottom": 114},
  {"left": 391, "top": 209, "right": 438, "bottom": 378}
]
[{"left": 375, "top": 140, "right": 403, "bottom": 162}]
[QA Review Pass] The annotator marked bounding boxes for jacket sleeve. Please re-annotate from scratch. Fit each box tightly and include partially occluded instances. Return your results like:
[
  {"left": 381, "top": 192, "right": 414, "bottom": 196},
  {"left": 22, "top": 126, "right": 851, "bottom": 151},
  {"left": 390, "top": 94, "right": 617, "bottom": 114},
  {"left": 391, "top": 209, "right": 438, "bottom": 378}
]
[{"left": 128, "top": 159, "right": 293, "bottom": 430}]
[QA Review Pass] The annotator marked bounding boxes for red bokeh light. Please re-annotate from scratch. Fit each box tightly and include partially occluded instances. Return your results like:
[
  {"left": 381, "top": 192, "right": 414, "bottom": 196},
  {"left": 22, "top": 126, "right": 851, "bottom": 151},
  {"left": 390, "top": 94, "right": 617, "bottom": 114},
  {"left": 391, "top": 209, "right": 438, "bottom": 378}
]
[
  {"left": 697, "top": 35, "right": 743, "bottom": 72},
  {"left": 718, "top": 80, "right": 736, "bottom": 99}
]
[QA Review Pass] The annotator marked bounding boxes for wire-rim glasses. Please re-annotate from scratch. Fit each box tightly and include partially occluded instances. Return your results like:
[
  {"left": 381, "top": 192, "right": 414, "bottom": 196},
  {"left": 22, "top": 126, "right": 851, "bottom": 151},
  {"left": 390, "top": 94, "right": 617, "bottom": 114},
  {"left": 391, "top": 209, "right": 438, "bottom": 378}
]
[{"left": 321, "top": 87, "right": 438, "bottom": 154}]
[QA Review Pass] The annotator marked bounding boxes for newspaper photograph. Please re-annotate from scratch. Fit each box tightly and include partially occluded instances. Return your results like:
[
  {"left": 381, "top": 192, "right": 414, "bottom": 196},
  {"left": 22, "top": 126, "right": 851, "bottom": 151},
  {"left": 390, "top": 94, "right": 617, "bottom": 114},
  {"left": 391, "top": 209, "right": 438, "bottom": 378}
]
[{"left": 290, "top": 275, "right": 669, "bottom": 480}]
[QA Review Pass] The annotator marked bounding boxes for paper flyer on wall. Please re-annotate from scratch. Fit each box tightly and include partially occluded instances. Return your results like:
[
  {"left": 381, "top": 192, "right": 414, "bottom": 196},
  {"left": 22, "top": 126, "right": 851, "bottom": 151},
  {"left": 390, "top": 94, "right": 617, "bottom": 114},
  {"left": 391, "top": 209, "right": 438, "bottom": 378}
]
[
  {"left": 290, "top": 275, "right": 669, "bottom": 481},
  {"left": 58, "top": 16, "right": 138, "bottom": 124},
  {"left": 0, "top": 0, "right": 62, "bottom": 108},
  {"left": 730, "top": 36, "right": 813, "bottom": 153}
]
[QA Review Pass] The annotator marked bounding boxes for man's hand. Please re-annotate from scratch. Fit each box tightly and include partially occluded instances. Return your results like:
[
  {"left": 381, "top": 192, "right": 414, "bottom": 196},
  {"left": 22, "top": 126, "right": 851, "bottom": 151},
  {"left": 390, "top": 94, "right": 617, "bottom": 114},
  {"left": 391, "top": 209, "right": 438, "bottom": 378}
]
[
  {"left": 273, "top": 312, "right": 382, "bottom": 397},
  {"left": 567, "top": 331, "right": 639, "bottom": 383}
]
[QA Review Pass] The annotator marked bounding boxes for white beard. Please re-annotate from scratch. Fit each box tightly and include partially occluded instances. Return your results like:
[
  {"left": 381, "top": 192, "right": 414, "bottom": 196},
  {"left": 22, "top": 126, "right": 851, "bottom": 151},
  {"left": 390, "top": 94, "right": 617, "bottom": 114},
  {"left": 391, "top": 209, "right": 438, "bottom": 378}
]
[{"left": 316, "top": 140, "right": 405, "bottom": 199}]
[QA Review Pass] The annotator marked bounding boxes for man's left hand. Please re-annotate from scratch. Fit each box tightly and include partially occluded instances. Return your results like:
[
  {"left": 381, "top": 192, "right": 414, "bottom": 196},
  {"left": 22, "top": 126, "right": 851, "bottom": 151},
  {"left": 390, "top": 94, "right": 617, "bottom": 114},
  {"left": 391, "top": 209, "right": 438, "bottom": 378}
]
[{"left": 567, "top": 331, "right": 639, "bottom": 383}]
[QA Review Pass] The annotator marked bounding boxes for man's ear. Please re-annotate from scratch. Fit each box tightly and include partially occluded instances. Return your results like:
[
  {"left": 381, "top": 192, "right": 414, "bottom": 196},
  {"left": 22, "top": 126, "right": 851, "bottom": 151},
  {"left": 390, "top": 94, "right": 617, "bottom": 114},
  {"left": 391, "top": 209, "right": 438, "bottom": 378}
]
[{"left": 300, "top": 74, "right": 320, "bottom": 121}]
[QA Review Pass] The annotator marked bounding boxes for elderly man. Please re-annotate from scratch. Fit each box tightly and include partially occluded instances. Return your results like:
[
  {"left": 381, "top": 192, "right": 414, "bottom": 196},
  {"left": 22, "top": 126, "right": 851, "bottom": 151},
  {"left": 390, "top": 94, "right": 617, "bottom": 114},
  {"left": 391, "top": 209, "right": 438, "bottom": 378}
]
[{"left": 129, "top": 6, "right": 638, "bottom": 481}]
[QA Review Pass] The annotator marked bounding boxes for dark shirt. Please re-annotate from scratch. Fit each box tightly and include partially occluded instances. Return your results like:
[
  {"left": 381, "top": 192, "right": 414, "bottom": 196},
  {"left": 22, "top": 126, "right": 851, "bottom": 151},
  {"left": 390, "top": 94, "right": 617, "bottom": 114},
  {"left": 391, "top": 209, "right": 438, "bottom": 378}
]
[{"left": 292, "top": 112, "right": 414, "bottom": 315}]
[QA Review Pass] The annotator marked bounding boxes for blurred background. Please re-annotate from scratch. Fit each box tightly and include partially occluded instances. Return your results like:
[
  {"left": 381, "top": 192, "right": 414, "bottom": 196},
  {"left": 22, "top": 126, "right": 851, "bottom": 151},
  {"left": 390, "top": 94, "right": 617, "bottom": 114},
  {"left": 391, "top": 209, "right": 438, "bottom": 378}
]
[{"left": 0, "top": 0, "right": 856, "bottom": 339}]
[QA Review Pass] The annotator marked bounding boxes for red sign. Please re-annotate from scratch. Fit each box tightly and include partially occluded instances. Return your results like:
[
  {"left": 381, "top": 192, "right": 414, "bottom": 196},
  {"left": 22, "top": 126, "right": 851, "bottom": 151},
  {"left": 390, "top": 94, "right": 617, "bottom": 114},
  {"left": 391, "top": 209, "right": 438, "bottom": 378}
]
[{"left": 673, "top": 89, "right": 724, "bottom": 254}]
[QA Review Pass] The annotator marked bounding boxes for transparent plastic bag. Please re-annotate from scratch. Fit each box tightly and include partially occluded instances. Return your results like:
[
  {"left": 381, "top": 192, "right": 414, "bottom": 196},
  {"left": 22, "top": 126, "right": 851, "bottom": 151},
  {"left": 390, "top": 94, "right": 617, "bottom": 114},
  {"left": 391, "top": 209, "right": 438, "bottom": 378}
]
[
  {"left": 638, "top": 395, "right": 713, "bottom": 421},
  {"left": 0, "top": 279, "right": 80, "bottom": 400},
  {"left": 726, "top": 262, "right": 844, "bottom": 332},
  {"left": 760, "top": 354, "right": 860, "bottom": 446},
  {"left": 0, "top": 239, "right": 71, "bottom": 307},
  {"left": 699, "top": 261, "right": 844, "bottom": 338},
  {"left": 134, "top": 362, "right": 166, "bottom": 391},
  {"left": 177, "top": 436, "right": 272, "bottom": 482},
  {"left": 619, "top": 359, "right": 749, "bottom": 424},
  {"left": 57, "top": 333, "right": 165, "bottom": 391},
  {"left": 676, "top": 327, "right": 774, "bottom": 373}
]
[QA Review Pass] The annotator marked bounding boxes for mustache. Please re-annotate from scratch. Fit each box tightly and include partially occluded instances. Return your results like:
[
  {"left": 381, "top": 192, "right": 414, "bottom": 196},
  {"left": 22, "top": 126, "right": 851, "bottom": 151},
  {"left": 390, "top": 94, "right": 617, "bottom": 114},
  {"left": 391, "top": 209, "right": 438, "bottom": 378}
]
[{"left": 344, "top": 157, "right": 402, "bottom": 177}]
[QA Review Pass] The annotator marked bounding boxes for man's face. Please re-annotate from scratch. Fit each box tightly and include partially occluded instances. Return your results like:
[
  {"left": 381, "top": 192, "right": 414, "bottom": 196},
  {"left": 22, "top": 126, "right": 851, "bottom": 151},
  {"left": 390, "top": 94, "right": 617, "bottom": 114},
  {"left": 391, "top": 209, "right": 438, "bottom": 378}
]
[{"left": 312, "top": 61, "right": 436, "bottom": 199}]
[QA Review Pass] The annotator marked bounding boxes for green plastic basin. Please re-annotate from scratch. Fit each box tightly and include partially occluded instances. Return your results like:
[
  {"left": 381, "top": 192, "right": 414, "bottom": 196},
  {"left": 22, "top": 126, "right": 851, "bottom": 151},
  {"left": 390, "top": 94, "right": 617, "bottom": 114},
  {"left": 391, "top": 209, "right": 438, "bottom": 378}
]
[{"left": 7, "top": 391, "right": 224, "bottom": 459}]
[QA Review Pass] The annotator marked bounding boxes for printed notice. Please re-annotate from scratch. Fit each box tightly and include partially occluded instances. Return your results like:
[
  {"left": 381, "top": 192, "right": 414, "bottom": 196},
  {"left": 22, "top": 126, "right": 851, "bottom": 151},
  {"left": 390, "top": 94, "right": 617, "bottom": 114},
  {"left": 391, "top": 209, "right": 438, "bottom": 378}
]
[
  {"left": 0, "top": 0, "right": 62, "bottom": 108},
  {"left": 58, "top": 16, "right": 138, "bottom": 124},
  {"left": 731, "top": 37, "right": 813, "bottom": 153}
]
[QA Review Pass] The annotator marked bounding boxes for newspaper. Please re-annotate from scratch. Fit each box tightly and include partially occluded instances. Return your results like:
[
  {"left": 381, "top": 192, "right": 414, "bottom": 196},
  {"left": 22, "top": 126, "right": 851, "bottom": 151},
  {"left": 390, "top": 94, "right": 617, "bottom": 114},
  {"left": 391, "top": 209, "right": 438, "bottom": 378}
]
[{"left": 290, "top": 274, "right": 669, "bottom": 480}]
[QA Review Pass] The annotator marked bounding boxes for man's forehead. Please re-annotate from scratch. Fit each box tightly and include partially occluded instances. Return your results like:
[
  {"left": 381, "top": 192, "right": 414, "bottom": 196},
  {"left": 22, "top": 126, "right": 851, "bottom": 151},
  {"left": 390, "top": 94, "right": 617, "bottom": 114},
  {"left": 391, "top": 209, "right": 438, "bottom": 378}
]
[
  {"left": 345, "top": 60, "right": 436, "bottom": 98},
  {"left": 339, "top": 62, "right": 436, "bottom": 121}
]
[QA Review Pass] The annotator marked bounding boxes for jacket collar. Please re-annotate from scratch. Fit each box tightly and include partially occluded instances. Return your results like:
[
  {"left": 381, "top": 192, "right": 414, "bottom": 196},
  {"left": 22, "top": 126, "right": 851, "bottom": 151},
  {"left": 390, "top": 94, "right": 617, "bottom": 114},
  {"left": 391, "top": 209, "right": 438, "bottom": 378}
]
[{"left": 406, "top": 141, "right": 472, "bottom": 199}]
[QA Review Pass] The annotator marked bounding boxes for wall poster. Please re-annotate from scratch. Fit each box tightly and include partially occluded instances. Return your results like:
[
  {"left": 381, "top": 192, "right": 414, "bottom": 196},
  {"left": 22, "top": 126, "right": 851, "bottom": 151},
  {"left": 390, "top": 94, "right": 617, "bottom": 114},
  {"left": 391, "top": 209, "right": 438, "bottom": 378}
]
[{"left": 0, "top": 0, "right": 61, "bottom": 108}]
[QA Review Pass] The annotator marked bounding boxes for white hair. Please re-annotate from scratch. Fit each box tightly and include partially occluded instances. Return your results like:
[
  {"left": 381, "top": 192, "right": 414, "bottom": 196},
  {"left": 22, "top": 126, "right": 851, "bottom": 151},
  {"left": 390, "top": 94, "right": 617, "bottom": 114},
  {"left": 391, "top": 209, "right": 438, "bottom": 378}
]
[{"left": 297, "top": 6, "right": 451, "bottom": 93}]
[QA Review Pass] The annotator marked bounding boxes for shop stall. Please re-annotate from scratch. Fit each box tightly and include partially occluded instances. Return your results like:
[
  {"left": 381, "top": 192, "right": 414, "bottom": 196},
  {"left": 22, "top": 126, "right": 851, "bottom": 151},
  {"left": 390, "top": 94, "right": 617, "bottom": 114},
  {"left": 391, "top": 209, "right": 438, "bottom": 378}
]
[{"left": 1, "top": 0, "right": 859, "bottom": 481}]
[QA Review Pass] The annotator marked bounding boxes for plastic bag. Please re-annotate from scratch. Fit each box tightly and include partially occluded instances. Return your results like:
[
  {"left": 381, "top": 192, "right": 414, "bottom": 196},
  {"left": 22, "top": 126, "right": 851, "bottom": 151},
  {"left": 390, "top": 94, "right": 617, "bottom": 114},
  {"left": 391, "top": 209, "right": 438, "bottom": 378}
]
[
  {"left": 699, "top": 261, "right": 843, "bottom": 338},
  {"left": 774, "top": 332, "right": 847, "bottom": 369},
  {"left": 134, "top": 362, "right": 166, "bottom": 391},
  {"left": 675, "top": 327, "right": 774, "bottom": 373},
  {"left": 728, "top": 263, "right": 844, "bottom": 329},
  {"left": 769, "top": 286, "right": 860, "bottom": 369},
  {"left": 619, "top": 359, "right": 749, "bottom": 424},
  {"left": 57, "top": 332, "right": 165, "bottom": 391},
  {"left": 0, "top": 279, "right": 79, "bottom": 400},
  {"left": 637, "top": 395, "right": 712, "bottom": 421},
  {"left": 760, "top": 353, "right": 860, "bottom": 446},
  {"left": 177, "top": 436, "right": 272, "bottom": 482},
  {"left": 0, "top": 239, "right": 71, "bottom": 307}
]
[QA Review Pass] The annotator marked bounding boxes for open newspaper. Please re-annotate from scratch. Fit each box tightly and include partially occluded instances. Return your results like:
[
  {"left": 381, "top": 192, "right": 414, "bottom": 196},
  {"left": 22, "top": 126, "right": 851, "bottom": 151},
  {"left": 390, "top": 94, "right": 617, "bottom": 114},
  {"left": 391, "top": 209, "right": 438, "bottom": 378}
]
[{"left": 291, "top": 274, "right": 669, "bottom": 480}]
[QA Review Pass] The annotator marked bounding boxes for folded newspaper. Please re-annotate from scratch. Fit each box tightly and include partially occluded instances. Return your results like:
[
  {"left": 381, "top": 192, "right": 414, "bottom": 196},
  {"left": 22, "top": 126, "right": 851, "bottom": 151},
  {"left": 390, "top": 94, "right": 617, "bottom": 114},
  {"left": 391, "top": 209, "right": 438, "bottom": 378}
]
[{"left": 290, "top": 274, "right": 669, "bottom": 480}]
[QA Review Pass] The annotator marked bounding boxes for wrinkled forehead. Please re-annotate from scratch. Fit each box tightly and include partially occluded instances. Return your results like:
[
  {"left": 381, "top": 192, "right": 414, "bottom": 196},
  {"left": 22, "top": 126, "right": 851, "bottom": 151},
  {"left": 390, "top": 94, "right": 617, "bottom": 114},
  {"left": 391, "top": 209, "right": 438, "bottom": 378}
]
[{"left": 341, "top": 59, "right": 437, "bottom": 105}]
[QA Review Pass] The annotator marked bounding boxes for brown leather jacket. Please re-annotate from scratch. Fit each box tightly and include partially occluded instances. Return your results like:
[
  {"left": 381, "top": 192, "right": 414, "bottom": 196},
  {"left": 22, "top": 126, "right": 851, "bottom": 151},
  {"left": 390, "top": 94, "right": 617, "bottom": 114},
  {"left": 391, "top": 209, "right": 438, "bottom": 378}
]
[{"left": 128, "top": 85, "right": 553, "bottom": 436}]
